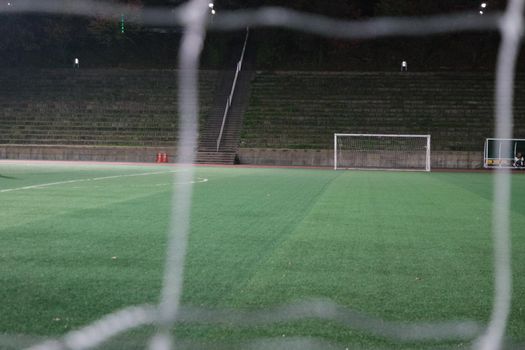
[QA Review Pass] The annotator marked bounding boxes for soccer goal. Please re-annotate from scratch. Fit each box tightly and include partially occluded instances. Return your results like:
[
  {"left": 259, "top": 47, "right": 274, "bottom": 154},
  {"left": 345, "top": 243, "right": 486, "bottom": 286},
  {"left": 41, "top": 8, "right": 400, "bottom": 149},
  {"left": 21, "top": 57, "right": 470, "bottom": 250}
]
[
  {"left": 484, "top": 138, "right": 525, "bottom": 168},
  {"left": 334, "top": 134, "right": 431, "bottom": 171}
]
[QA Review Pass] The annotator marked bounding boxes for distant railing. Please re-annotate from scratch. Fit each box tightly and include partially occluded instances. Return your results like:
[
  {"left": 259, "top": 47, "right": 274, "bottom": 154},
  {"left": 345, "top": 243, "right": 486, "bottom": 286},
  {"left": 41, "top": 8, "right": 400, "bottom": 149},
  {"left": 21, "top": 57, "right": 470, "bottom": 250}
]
[{"left": 216, "top": 27, "right": 249, "bottom": 152}]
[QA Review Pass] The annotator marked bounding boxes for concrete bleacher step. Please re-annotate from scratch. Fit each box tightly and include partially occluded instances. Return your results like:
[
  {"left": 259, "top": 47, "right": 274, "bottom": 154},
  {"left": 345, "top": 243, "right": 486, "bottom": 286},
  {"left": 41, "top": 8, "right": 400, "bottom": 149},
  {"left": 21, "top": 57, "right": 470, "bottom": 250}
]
[
  {"left": 241, "top": 71, "right": 523, "bottom": 151},
  {"left": 0, "top": 69, "right": 221, "bottom": 149}
]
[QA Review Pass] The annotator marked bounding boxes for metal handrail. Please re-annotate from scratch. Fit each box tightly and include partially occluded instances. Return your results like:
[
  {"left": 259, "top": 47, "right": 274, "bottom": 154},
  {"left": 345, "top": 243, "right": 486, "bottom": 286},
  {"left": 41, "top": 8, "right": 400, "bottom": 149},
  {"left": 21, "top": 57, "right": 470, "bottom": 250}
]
[{"left": 216, "top": 27, "right": 249, "bottom": 152}]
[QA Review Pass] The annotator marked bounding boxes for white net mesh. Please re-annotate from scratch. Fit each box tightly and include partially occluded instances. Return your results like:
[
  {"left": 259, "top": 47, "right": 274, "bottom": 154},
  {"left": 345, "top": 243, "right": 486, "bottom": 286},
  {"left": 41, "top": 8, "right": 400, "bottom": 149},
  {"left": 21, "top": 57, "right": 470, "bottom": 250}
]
[
  {"left": 335, "top": 134, "right": 430, "bottom": 171},
  {"left": 1, "top": 0, "right": 524, "bottom": 349}
]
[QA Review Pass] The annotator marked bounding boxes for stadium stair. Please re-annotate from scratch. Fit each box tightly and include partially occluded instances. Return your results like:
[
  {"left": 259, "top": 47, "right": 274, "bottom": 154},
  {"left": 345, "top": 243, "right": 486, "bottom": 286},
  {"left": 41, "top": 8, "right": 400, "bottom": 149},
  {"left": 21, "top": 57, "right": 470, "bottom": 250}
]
[
  {"left": 196, "top": 36, "right": 255, "bottom": 165},
  {"left": 196, "top": 70, "right": 254, "bottom": 164}
]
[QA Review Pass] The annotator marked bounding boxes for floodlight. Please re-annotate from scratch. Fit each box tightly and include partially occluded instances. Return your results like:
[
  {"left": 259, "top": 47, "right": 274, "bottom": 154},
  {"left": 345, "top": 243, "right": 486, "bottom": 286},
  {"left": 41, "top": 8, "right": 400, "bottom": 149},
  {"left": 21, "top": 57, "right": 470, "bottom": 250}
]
[
  {"left": 208, "top": 2, "right": 214, "bottom": 8},
  {"left": 481, "top": 2, "right": 487, "bottom": 8},
  {"left": 211, "top": 9, "right": 216, "bottom": 15},
  {"left": 120, "top": 14, "right": 125, "bottom": 33},
  {"left": 479, "top": 10, "right": 484, "bottom": 15}
]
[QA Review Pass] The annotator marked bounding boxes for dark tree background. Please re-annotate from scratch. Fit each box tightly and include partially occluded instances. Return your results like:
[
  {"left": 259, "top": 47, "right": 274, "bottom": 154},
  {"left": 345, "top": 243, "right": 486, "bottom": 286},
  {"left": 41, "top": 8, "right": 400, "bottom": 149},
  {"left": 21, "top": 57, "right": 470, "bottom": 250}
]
[{"left": 0, "top": 0, "right": 519, "bottom": 70}]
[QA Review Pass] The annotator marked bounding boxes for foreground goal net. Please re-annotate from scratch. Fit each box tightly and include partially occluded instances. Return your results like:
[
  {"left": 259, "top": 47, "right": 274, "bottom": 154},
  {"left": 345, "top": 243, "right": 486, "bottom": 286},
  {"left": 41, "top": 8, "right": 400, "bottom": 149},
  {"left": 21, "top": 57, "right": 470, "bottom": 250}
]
[
  {"left": 334, "top": 134, "right": 431, "bottom": 171},
  {"left": 2, "top": 0, "right": 524, "bottom": 349}
]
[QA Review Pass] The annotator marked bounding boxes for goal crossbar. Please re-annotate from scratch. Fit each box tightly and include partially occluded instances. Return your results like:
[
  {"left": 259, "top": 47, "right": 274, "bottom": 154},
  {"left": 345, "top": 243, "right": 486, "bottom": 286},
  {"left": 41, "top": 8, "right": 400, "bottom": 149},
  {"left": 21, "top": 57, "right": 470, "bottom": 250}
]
[{"left": 334, "top": 133, "right": 431, "bottom": 172}]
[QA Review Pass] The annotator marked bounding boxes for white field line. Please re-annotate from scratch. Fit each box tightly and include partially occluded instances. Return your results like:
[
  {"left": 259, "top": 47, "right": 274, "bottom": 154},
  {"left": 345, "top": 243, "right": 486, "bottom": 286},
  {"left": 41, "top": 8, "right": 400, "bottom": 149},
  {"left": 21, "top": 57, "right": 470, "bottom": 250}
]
[
  {"left": 154, "top": 178, "right": 208, "bottom": 186},
  {"left": 0, "top": 170, "right": 185, "bottom": 194}
]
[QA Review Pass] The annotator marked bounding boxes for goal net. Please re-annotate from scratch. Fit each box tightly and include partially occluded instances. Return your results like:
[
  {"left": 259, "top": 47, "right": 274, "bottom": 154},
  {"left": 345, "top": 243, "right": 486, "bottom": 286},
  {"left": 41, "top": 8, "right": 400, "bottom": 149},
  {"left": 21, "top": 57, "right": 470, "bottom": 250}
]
[
  {"left": 3, "top": 0, "right": 524, "bottom": 349},
  {"left": 334, "top": 134, "right": 431, "bottom": 171}
]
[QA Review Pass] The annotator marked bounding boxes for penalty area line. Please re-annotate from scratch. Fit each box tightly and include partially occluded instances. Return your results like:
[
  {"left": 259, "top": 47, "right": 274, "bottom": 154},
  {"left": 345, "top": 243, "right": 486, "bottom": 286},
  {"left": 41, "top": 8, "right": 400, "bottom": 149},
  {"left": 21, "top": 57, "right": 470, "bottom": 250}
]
[
  {"left": 154, "top": 178, "right": 209, "bottom": 186},
  {"left": 0, "top": 170, "right": 183, "bottom": 194}
]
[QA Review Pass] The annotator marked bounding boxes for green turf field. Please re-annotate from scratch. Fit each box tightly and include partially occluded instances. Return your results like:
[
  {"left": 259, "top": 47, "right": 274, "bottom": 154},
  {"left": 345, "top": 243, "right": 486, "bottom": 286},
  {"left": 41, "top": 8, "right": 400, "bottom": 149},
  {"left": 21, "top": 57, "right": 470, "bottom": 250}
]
[{"left": 0, "top": 162, "right": 524, "bottom": 349}]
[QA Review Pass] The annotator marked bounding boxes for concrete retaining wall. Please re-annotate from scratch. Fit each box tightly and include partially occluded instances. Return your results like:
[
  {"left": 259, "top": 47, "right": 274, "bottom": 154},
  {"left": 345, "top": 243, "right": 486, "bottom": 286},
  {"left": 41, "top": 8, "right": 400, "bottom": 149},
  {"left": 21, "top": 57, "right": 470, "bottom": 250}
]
[
  {"left": 0, "top": 145, "right": 176, "bottom": 163},
  {"left": 238, "top": 148, "right": 483, "bottom": 169},
  {"left": 0, "top": 145, "right": 483, "bottom": 168}
]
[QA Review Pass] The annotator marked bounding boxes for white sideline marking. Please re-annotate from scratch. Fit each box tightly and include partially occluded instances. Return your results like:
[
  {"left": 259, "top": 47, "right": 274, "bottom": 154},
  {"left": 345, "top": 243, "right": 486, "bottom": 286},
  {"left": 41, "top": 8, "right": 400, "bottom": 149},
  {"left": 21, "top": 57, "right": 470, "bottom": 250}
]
[
  {"left": 154, "top": 178, "right": 208, "bottom": 186},
  {"left": 0, "top": 170, "right": 183, "bottom": 194}
]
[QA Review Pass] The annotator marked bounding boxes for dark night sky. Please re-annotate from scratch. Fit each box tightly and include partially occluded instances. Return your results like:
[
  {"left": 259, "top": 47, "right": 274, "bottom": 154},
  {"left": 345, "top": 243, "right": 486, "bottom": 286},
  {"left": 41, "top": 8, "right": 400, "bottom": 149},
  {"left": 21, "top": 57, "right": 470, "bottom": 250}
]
[
  {"left": 144, "top": 0, "right": 503, "bottom": 17},
  {"left": 0, "top": 0, "right": 510, "bottom": 70}
]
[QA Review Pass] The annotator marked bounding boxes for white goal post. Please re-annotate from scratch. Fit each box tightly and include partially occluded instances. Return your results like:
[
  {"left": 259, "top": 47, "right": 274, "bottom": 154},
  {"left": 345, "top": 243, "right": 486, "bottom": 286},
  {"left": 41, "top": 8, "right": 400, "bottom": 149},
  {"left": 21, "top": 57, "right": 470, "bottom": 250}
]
[{"left": 334, "top": 133, "right": 431, "bottom": 171}]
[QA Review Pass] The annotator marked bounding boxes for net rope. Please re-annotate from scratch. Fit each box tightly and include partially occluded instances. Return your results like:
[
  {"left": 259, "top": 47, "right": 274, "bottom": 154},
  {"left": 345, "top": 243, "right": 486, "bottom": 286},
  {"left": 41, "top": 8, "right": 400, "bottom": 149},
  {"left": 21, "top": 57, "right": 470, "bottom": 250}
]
[{"left": 1, "top": 0, "right": 523, "bottom": 349}]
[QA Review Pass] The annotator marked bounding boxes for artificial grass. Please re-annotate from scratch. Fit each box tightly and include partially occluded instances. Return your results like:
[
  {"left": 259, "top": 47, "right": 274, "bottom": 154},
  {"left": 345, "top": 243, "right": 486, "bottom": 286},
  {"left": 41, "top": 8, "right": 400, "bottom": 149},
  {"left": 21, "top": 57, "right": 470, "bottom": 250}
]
[{"left": 0, "top": 163, "right": 524, "bottom": 349}]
